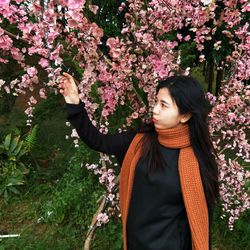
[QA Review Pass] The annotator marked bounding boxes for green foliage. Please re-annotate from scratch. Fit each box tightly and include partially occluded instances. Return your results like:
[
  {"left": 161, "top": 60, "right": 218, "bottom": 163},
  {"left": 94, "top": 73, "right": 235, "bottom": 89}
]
[
  {"left": 159, "top": 31, "right": 177, "bottom": 41},
  {"left": 41, "top": 163, "right": 101, "bottom": 225},
  {"left": 212, "top": 205, "right": 250, "bottom": 250},
  {"left": 92, "top": 217, "right": 123, "bottom": 250},
  {"left": 33, "top": 92, "right": 63, "bottom": 123},
  {"left": 0, "top": 126, "right": 38, "bottom": 200},
  {"left": 0, "top": 92, "right": 17, "bottom": 115},
  {"left": 87, "top": 0, "right": 126, "bottom": 38},
  {"left": 24, "top": 124, "right": 38, "bottom": 152},
  {"left": 179, "top": 42, "right": 197, "bottom": 68}
]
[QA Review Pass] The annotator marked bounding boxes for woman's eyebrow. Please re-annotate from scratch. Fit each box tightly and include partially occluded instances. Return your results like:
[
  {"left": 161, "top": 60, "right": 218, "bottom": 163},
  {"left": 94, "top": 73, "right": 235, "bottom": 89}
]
[
  {"left": 155, "top": 97, "right": 171, "bottom": 105},
  {"left": 161, "top": 99, "right": 170, "bottom": 105}
]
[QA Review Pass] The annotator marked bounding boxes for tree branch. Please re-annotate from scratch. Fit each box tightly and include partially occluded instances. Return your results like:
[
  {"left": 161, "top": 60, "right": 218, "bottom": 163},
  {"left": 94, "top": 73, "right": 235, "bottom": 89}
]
[{"left": 2, "top": 29, "right": 29, "bottom": 43}]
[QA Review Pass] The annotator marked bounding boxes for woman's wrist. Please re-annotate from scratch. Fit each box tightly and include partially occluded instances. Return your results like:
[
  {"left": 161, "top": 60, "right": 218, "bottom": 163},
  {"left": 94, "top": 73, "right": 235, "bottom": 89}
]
[{"left": 65, "top": 96, "right": 80, "bottom": 104}]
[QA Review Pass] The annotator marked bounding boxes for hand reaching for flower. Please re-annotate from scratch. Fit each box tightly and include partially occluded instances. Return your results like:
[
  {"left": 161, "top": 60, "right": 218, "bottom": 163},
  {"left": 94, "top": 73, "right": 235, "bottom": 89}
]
[{"left": 58, "top": 72, "right": 80, "bottom": 104}]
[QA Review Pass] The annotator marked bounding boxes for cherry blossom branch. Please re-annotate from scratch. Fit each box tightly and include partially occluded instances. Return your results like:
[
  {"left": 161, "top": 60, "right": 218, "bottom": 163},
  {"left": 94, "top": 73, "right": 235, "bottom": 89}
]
[
  {"left": 84, "top": 194, "right": 106, "bottom": 250},
  {"left": 84, "top": 111, "right": 120, "bottom": 249},
  {"left": 100, "top": 50, "right": 147, "bottom": 109},
  {"left": 2, "top": 28, "right": 29, "bottom": 43},
  {"left": 84, "top": 175, "right": 120, "bottom": 250}
]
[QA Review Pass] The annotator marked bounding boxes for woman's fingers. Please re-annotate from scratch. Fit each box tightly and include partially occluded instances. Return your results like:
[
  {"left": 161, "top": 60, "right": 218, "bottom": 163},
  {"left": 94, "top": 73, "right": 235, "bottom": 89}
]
[
  {"left": 58, "top": 77, "right": 67, "bottom": 95},
  {"left": 62, "top": 72, "right": 74, "bottom": 80},
  {"left": 58, "top": 75, "right": 66, "bottom": 82},
  {"left": 58, "top": 83, "right": 66, "bottom": 96},
  {"left": 57, "top": 72, "right": 79, "bottom": 104},
  {"left": 58, "top": 72, "right": 79, "bottom": 102},
  {"left": 58, "top": 75, "right": 70, "bottom": 90}
]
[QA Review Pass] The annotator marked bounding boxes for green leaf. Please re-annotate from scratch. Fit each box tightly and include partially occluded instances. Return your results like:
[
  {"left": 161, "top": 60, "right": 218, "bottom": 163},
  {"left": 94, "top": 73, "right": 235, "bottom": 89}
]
[
  {"left": 8, "top": 155, "right": 17, "bottom": 161},
  {"left": 9, "top": 135, "right": 20, "bottom": 154},
  {"left": 8, "top": 186, "right": 20, "bottom": 194},
  {"left": 6, "top": 178, "right": 25, "bottom": 186},
  {"left": 13, "top": 140, "right": 24, "bottom": 156},
  {"left": 0, "top": 144, "right": 5, "bottom": 153},
  {"left": 24, "top": 124, "right": 38, "bottom": 151},
  {"left": 3, "top": 133, "right": 11, "bottom": 150},
  {"left": 4, "top": 190, "right": 8, "bottom": 200},
  {"left": 18, "top": 162, "right": 29, "bottom": 175},
  {"left": 16, "top": 148, "right": 28, "bottom": 160}
]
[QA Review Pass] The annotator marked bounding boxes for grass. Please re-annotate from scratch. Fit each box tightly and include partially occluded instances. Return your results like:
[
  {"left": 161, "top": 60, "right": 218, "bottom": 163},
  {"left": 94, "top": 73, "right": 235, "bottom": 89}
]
[
  {"left": 212, "top": 206, "right": 250, "bottom": 250},
  {"left": 0, "top": 148, "right": 122, "bottom": 250}
]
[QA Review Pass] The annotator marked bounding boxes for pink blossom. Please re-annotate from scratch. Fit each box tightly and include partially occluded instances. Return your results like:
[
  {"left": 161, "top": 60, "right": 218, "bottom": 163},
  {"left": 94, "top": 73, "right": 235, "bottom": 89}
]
[
  {"left": 4, "top": 85, "right": 10, "bottom": 93},
  {"left": 201, "top": 0, "right": 212, "bottom": 5},
  {"left": 68, "top": 0, "right": 85, "bottom": 9},
  {"left": 242, "top": 3, "right": 250, "bottom": 12},
  {"left": 71, "top": 129, "right": 79, "bottom": 138},
  {"left": 73, "top": 139, "right": 79, "bottom": 147},
  {"left": 131, "top": 112, "right": 139, "bottom": 119},
  {"left": 184, "top": 35, "right": 191, "bottom": 41},
  {"left": 206, "top": 92, "right": 217, "bottom": 105},
  {"left": 29, "top": 96, "right": 37, "bottom": 105},
  {"left": 214, "top": 41, "right": 222, "bottom": 50},
  {"left": 39, "top": 88, "right": 47, "bottom": 99},
  {"left": 89, "top": 5, "right": 99, "bottom": 15},
  {"left": 108, "top": 193, "right": 115, "bottom": 202},
  {"left": 27, "top": 67, "right": 38, "bottom": 77},
  {"left": 0, "top": 58, "right": 8, "bottom": 63},
  {"left": 0, "top": 79, "right": 5, "bottom": 89},
  {"left": 177, "top": 33, "right": 182, "bottom": 41},
  {"left": 24, "top": 107, "right": 34, "bottom": 117},
  {"left": 0, "top": 35, "right": 13, "bottom": 50},
  {"left": 67, "top": 19, "right": 78, "bottom": 28},
  {"left": 0, "top": 0, "right": 10, "bottom": 6},
  {"left": 38, "top": 58, "right": 49, "bottom": 68},
  {"left": 96, "top": 213, "right": 109, "bottom": 226}
]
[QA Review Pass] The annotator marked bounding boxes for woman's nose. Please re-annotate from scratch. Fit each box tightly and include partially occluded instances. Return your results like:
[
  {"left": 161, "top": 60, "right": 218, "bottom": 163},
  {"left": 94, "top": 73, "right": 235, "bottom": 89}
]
[{"left": 153, "top": 105, "right": 159, "bottom": 115}]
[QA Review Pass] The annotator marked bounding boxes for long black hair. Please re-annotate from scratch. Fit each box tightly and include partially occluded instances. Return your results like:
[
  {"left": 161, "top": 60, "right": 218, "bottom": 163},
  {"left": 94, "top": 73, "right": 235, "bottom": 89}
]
[{"left": 135, "top": 75, "right": 219, "bottom": 209}]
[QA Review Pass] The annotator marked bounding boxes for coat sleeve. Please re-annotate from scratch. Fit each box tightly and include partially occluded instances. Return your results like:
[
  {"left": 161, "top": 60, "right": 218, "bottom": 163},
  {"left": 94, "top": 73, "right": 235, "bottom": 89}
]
[{"left": 65, "top": 101, "right": 136, "bottom": 164}]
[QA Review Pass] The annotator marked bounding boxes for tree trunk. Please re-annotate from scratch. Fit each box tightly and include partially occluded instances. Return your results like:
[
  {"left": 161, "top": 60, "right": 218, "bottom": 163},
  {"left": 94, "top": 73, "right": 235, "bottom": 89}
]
[
  {"left": 206, "top": 61, "right": 214, "bottom": 93},
  {"left": 202, "top": 62, "right": 206, "bottom": 77},
  {"left": 215, "top": 67, "right": 224, "bottom": 96}
]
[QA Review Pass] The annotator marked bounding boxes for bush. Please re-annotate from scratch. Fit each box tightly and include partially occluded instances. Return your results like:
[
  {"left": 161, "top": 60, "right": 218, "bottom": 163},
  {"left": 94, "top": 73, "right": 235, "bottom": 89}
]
[{"left": 0, "top": 125, "right": 38, "bottom": 200}]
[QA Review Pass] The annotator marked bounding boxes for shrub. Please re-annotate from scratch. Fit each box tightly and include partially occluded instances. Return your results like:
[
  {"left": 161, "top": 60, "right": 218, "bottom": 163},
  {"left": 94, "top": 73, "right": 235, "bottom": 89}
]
[{"left": 0, "top": 125, "right": 38, "bottom": 200}]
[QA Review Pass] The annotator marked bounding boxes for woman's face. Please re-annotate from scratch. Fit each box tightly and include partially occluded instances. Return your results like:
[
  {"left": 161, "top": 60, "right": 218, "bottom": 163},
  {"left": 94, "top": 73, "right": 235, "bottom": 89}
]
[{"left": 152, "top": 88, "right": 190, "bottom": 129}]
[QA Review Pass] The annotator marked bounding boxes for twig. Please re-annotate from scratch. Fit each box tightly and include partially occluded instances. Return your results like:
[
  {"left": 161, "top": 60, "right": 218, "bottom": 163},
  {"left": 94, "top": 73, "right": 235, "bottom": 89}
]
[
  {"left": 83, "top": 195, "right": 106, "bottom": 250},
  {"left": 2, "top": 29, "right": 29, "bottom": 43}
]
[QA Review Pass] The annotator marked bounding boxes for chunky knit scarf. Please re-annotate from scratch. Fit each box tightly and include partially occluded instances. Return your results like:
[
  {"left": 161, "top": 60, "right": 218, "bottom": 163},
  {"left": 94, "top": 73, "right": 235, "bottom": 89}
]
[{"left": 119, "top": 123, "right": 209, "bottom": 250}]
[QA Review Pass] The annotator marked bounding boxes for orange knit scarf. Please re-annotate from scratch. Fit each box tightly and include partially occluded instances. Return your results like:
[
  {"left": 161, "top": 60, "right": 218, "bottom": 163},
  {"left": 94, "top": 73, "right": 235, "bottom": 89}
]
[{"left": 119, "top": 123, "right": 209, "bottom": 250}]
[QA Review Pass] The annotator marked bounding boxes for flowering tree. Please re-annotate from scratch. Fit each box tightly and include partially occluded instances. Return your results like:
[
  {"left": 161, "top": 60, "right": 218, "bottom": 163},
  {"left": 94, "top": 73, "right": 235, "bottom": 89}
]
[{"left": 0, "top": 0, "right": 249, "bottom": 247}]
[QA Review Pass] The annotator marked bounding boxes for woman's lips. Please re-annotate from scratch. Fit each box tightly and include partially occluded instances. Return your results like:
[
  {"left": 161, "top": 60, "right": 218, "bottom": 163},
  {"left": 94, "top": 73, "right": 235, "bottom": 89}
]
[{"left": 152, "top": 117, "right": 158, "bottom": 123}]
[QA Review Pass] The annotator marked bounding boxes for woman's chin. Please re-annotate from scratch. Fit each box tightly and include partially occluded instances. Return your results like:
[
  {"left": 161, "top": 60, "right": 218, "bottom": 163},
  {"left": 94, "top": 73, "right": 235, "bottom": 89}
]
[
  {"left": 154, "top": 123, "right": 165, "bottom": 129},
  {"left": 154, "top": 123, "right": 181, "bottom": 130}
]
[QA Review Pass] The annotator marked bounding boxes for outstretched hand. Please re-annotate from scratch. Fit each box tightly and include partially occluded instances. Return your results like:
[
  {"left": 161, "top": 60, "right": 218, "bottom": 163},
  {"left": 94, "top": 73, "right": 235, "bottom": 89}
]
[{"left": 58, "top": 72, "right": 80, "bottom": 104}]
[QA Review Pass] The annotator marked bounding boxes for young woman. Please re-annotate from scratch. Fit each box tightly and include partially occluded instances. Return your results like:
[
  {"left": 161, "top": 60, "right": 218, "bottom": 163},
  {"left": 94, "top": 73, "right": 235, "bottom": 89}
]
[{"left": 58, "top": 73, "right": 219, "bottom": 250}]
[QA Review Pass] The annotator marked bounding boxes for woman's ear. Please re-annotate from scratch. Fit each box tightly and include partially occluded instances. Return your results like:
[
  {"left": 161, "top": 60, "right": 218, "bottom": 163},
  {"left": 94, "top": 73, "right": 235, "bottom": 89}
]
[{"left": 180, "top": 113, "right": 192, "bottom": 123}]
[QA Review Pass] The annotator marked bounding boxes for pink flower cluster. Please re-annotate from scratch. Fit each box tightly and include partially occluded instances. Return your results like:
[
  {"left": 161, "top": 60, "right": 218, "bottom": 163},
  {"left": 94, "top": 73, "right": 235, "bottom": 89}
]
[
  {"left": 96, "top": 212, "right": 109, "bottom": 227},
  {"left": 217, "top": 154, "right": 249, "bottom": 230},
  {"left": 84, "top": 155, "right": 121, "bottom": 218},
  {"left": 208, "top": 77, "right": 250, "bottom": 227},
  {"left": 85, "top": 155, "right": 117, "bottom": 194}
]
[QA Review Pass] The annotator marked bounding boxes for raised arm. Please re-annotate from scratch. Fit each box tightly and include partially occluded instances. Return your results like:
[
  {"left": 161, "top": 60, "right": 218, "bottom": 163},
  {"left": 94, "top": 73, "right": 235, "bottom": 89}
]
[
  {"left": 66, "top": 101, "right": 136, "bottom": 164},
  {"left": 58, "top": 72, "right": 136, "bottom": 164}
]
